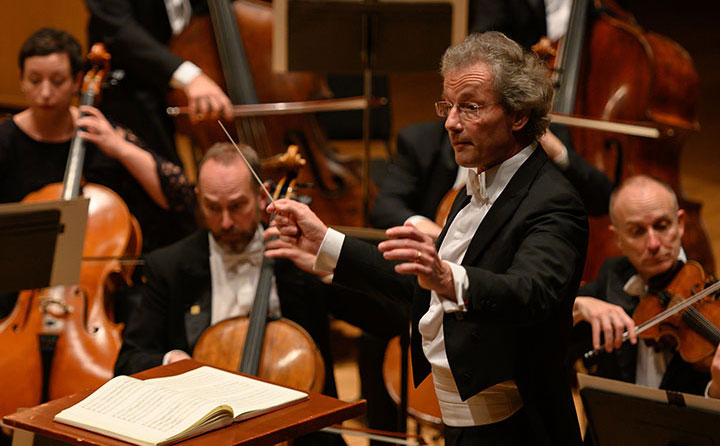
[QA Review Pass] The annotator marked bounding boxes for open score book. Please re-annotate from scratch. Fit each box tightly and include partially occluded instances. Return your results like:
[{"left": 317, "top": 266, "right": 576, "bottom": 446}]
[{"left": 53, "top": 366, "right": 308, "bottom": 446}]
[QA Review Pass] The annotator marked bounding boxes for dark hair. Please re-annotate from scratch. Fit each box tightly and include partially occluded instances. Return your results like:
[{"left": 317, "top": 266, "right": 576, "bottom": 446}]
[{"left": 19, "top": 28, "right": 83, "bottom": 76}]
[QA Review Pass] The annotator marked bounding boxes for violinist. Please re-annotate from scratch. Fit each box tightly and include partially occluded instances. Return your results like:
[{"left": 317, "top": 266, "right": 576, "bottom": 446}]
[
  {"left": 266, "top": 32, "right": 588, "bottom": 445},
  {"left": 0, "top": 28, "right": 195, "bottom": 316},
  {"left": 85, "top": 0, "right": 233, "bottom": 163},
  {"left": 572, "top": 175, "right": 716, "bottom": 396}
]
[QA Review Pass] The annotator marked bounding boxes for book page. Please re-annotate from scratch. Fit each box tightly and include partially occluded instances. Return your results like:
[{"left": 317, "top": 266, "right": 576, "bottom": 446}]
[
  {"left": 145, "top": 366, "right": 307, "bottom": 420},
  {"left": 54, "top": 375, "right": 232, "bottom": 446}
]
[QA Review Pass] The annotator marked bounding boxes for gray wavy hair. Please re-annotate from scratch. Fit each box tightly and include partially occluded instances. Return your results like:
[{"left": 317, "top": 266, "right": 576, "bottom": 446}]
[{"left": 440, "top": 32, "right": 553, "bottom": 140}]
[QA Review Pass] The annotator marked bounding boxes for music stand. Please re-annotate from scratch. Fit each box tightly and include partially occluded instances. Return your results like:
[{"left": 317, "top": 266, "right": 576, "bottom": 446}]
[
  {"left": 272, "top": 0, "right": 468, "bottom": 223},
  {"left": 578, "top": 373, "right": 720, "bottom": 446},
  {"left": 0, "top": 199, "right": 89, "bottom": 293}
]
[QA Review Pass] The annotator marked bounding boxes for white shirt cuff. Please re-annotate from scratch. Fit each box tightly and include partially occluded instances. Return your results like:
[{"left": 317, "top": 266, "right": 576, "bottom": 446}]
[
  {"left": 170, "top": 61, "right": 202, "bottom": 89},
  {"left": 551, "top": 144, "right": 570, "bottom": 170},
  {"left": 163, "top": 349, "right": 188, "bottom": 365},
  {"left": 406, "top": 215, "right": 434, "bottom": 226},
  {"left": 314, "top": 228, "right": 345, "bottom": 273},
  {"left": 705, "top": 380, "right": 713, "bottom": 398},
  {"left": 440, "top": 262, "right": 469, "bottom": 313}
]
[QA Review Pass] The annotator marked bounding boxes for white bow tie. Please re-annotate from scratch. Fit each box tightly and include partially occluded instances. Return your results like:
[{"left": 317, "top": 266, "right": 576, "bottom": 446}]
[
  {"left": 466, "top": 170, "right": 490, "bottom": 205},
  {"left": 220, "top": 245, "right": 264, "bottom": 270}
]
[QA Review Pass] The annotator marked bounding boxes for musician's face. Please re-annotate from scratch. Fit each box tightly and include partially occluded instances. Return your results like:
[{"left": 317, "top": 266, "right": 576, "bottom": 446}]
[
  {"left": 196, "top": 158, "right": 265, "bottom": 253},
  {"left": 442, "top": 61, "right": 528, "bottom": 171},
  {"left": 20, "top": 52, "right": 79, "bottom": 114},
  {"left": 610, "top": 180, "right": 685, "bottom": 282}
]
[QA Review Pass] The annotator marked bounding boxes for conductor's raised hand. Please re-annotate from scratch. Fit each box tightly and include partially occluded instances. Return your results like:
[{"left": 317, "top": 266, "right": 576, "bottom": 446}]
[
  {"left": 378, "top": 222, "right": 455, "bottom": 299},
  {"left": 264, "top": 199, "right": 329, "bottom": 273}
]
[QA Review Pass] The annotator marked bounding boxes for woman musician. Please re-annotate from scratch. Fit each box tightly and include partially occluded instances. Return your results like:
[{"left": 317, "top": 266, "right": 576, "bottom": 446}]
[{"left": 0, "top": 28, "right": 196, "bottom": 318}]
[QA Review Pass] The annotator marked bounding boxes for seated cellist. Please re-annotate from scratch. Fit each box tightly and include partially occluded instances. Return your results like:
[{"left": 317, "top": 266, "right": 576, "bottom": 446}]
[{"left": 0, "top": 27, "right": 196, "bottom": 318}]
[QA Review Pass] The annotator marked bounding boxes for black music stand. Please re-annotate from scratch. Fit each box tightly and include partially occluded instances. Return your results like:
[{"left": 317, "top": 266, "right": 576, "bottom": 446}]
[
  {"left": 273, "top": 0, "right": 467, "bottom": 223},
  {"left": 578, "top": 373, "right": 720, "bottom": 446},
  {"left": 0, "top": 199, "right": 89, "bottom": 293}
]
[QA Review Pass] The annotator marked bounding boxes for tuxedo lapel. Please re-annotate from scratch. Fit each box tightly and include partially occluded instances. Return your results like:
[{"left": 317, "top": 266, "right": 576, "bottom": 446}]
[
  {"left": 435, "top": 186, "right": 472, "bottom": 249},
  {"left": 178, "top": 230, "right": 212, "bottom": 349},
  {"left": 462, "top": 148, "right": 547, "bottom": 266}
]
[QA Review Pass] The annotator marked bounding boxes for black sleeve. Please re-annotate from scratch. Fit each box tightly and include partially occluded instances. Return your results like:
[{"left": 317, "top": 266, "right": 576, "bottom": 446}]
[
  {"left": 114, "top": 255, "right": 176, "bottom": 375},
  {"left": 551, "top": 124, "right": 614, "bottom": 217},
  {"left": 86, "top": 0, "right": 184, "bottom": 89},
  {"left": 370, "top": 129, "right": 429, "bottom": 228}
]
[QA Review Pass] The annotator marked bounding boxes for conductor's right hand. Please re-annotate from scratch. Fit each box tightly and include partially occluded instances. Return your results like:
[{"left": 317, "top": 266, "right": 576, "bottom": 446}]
[{"left": 264, "top": 199, "right": 329, "bottom": 274}]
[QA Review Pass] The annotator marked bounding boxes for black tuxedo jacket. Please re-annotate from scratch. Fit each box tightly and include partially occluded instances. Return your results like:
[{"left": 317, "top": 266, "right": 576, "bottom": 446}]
[
  {"left": 338, "top": 148, "right": 588, "bottom": 444},
  {"left": 575, "top": 256, "right": 710, "bottom": 395},
  {"left": 114, "top": 230, "right": 338, "bottom": 395},
  {"left": 85, "top": 0, "right": 208, "bottom": 163}
]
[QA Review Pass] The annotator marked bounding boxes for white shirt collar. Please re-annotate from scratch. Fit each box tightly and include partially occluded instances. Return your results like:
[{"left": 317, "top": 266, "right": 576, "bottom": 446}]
[
  {"left": 465, "top": 142, "right": 536, "bottom": 206},
  {"left": 623, "top": 248, "right": 687, "bottom": 297}
]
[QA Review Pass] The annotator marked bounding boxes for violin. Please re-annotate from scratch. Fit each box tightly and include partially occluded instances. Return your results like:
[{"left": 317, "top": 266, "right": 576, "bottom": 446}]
[
  {"left": 0, "top": 44, "right": 139, "bottom": 418},
  {"left": 633, "top": 261, "right": 720, "bottom": 370},
  {"left": 192, "top": 145, "right": 325, "bottom": 393},
  {"left": 585, "top": 261, "right": 720, "bottom": 371}
]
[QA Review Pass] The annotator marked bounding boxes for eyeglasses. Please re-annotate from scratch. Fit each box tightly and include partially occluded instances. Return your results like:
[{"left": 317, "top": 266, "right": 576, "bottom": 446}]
[{"left": 434, "top": 101, "right": 497, "bottom": 121}]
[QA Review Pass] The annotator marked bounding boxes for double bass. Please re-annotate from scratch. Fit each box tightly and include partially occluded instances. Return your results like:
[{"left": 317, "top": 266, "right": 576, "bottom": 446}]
[
  {"left": 168, "top": 0, "right": 368, "bottom": 227},
  {"left": 547, "top": 0, "right": 714, "bottom": 279},
  {"left": 0, "top": 44, "right": 139, "bottom": 418}
]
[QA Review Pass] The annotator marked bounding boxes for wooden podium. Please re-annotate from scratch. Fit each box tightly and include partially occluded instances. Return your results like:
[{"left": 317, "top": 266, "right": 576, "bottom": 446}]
[{"left": 2, "top": 360, "right": 366, "bottom": 446}]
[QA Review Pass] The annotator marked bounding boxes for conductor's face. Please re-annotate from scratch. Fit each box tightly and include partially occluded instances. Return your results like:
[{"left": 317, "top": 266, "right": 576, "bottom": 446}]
[
  {"left": 442, "top": 61, "right": 527, "bottom": 171},
  {"left": 196, "top": 158, "right": 264, "bottom": 253}
]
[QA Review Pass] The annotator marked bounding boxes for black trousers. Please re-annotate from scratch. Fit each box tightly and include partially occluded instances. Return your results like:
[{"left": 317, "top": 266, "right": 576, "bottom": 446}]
[{"left": 443, "top": 407, "right": 533, "bottom": 446}]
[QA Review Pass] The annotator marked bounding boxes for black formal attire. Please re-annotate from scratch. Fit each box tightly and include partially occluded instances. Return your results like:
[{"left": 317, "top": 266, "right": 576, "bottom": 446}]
[
  {"left": 468, "top": 0, "right": 547, "bottom": 50},
  {"left": 370, "top": 121, "right": 612, "bottom": 230},
  {"left": 573, "top": 256, "right": 710, "bottom": 396},
  {"left": 115, "top": 229, "right": 339, "bottom": 392},
  {"left": 338, "top": 147, "right": 588, "bottom": 444},
  {"left": 0, "top": 119, "right": 195, "bottom": 252},
  {"left": 85, "top": 0, "right": 206, "bottom": 163}
]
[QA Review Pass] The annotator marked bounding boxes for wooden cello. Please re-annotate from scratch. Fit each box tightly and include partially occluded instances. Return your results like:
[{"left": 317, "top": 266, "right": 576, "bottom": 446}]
[
  {"left": 168, "top": 0, "right": 368, "bottom": 227},
  {"left": 192, "top": 145, "right": 325, "bottom": 393},
  {"left": 0, "top": 44, "right": 140, "bottom": 418},
  {"left": 547, "top": 0, "right": 714, "bottom": 279}
]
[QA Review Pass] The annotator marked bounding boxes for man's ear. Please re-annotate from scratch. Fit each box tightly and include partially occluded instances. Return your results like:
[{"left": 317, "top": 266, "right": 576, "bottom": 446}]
[
  {"left": 609, "top": 224, "right": 621, "bottom": 250},
  {"left": 511, "top": 110, "right": 530, "bottom": 132},
  {"left": 677, "top": 208, "right": 686, "bottom": 238}
]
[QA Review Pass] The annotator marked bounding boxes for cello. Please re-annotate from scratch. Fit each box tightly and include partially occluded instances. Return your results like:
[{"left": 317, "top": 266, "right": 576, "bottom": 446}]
[
  {"left": 192, "top": 145, "right": 325, "bottom": 393},
  {"left": 0, "top": 44, "right": 140, "bottom": 418},
  {"left": 547, "top": 0, "right": 714, "bottom": 279},
  {"left": 168, "top": 0, "right": 368, "bottom": 227}
]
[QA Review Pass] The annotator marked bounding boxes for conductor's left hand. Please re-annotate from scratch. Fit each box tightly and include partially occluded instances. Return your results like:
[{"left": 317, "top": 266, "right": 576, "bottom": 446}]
[
  {"left": 264, "top": 199, "right": 329, "bottom": 274},
  {"left": 378, "top": 222, "right": 456, "bottom": 300}
]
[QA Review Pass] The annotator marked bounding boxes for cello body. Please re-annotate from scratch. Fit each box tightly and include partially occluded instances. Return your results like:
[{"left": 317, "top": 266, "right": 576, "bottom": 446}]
[
  {"left": 168, "top": 0, "right": 367, "bottom": 226},
  {"left": 193, "top": 317, "right": 326, "bottom": 393},
  {"left": 552, "top": 1, "right": 713, "bottom": 279},
  {"left": 0, "top": 184, "right": 140, "bottom": 417}
]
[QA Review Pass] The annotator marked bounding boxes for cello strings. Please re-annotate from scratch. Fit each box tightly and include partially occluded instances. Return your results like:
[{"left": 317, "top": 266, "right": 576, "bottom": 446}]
[{"left": 217, "top": 120, "right": 275, "bottom": 203}]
